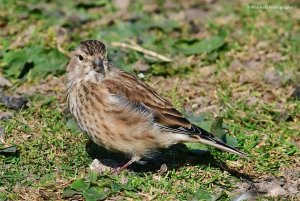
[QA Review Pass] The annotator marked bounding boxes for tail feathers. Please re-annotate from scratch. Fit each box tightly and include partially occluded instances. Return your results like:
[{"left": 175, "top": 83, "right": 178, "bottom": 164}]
[
  {"left": 193, "top": 125, "right": 247, "bottom": 157},
  {"left": 156, "top": 122, "right": 246, "bottom": 157}
]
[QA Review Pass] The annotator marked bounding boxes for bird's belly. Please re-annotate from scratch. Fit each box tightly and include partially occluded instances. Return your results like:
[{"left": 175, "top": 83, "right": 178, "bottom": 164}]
[
  {"left": 70, "top": 103, "right": 178, "bottom": 157},
  {"left": 68, "top": 91, "right": 178, "bottom": 158},
  {"left": 88, "top": 117, "right": 164, "bottom": 157}
]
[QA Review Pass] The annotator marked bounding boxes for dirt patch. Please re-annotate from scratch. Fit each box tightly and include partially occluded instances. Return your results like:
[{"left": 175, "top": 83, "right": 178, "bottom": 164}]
[{"left": 233, "top": 169, "right": 300, "bottom": 200}]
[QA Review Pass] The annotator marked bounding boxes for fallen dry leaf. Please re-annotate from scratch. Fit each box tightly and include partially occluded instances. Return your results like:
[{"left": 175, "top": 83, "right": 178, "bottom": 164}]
[
  {"left": 132, "top": 60, "right": 150, "bottom": 72},
  {"left": 0, "top": 111, "right": 13, "bottom": 120},
  {"left": 0, "top": 127, "right": 5, "bottom": 144},
  {"left": 291, "top": 86, "right": 300, "bottom": 100},
  {"left": 89, "top": 159, "right": 113, "bottom": 173},
  {"left": 113, "top": 0, "right": 130, "bottom": 10},
  {"left": 9, "top": 25, "right": 35, "bottom": 49},
  {"left": 158, "top": 163, "right": 168, "bottom": 174},
  {"left": 235, "top": 173, "right": 300, "bottom": 200},
  {"left": 0, "top": 94, "right": 28, "bottom": 110},
  {"left": 0, "top": 74, "right": 12, "bottom": 87},
  {"left": 120, "top": 175, "right": 128, "bottom": 184},
  {"left": 264, "top": 70, "right": 282, "bottom": 87}
]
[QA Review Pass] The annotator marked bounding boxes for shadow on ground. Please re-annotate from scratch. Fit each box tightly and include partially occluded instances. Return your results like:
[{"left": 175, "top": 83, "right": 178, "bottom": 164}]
[{"left": 85, "top": 140, "right": 253, "bottom": 180}]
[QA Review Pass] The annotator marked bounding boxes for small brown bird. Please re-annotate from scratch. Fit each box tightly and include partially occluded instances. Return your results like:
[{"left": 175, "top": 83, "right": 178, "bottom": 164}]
[{"left": 66, "top": 40, "right": 245, "bottom": 172}]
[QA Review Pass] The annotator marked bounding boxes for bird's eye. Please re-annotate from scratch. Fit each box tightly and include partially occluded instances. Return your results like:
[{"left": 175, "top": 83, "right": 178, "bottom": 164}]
[{"left": 78, "top": 55, "right": 83, "bottom": 61}]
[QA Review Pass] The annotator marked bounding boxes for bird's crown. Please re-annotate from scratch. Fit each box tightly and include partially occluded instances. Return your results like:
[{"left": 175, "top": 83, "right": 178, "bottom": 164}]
[{"left": 77, "top": 40, "right": 106, "bottom": 56}]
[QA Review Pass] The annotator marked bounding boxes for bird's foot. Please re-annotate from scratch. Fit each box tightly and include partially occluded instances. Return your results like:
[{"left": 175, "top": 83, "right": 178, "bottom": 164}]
[{"left": 112, "top": 156, "right": 141, "bottom": 174}]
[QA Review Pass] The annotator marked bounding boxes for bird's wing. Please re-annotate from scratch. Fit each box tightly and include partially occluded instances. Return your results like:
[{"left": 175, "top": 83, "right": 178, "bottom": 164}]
[
  {"left": 103, "top": 70, "right": 217, "bottom": 138},
  {"left": 103, "top": 70, "right": 193, "bottom": 130},
  {"left": 103, "top": 70, "right": 246, "bottom": 157}
]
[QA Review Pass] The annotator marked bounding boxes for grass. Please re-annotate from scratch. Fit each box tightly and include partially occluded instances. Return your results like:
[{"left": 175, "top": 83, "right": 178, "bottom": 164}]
[{"left": 0, "top": 0, "right": 299, "bottom": 200}]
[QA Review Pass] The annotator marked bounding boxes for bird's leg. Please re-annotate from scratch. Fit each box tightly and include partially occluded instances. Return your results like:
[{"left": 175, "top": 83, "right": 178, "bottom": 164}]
[{"left": 113, "top": 156, "right": 141, "bottom": 174}]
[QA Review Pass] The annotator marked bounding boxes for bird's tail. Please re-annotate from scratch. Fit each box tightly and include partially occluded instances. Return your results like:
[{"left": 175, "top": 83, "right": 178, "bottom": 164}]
[{"left": 192, "top": 124, "right": 246, "bottom": 157}]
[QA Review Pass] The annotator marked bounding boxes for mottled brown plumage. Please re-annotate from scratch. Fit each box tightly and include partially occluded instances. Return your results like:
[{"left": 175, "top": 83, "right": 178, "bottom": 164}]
[{"left": 66, "top": 40, "right": 246, "bottom": 171}]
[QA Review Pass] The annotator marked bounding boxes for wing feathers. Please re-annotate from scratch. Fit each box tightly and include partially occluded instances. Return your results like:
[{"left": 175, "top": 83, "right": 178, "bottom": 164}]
[
  {"left": 102, "top": 69, "right": 245, "bottom": 157},
  {"left": 103, "top": 70, "right": 191, "bottom": 129}
]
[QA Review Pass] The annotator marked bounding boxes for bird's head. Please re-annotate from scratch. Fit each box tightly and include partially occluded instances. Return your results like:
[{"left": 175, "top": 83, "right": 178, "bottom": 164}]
[{"left": 67, "top": 40, "right": 110, "bottom": 80}]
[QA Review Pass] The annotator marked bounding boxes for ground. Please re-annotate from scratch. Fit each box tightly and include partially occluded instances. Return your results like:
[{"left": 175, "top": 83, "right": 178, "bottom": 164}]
[{"left": 0, "top": 0, "right": 299, "bottom": 200}]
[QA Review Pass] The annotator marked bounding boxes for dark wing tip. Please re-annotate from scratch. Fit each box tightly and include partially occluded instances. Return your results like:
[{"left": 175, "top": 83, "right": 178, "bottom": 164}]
[{"left": 192, "top": 124, "right": 247, "bottom": 157}]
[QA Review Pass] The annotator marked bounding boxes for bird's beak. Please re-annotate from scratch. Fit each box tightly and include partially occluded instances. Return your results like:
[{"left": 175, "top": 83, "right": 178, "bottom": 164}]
[
  {"left": 93, "top": 58, "right": 105, "bottom": 75},
  {"left": 93, "top": 58, "right": 104, "bottom": 69}
]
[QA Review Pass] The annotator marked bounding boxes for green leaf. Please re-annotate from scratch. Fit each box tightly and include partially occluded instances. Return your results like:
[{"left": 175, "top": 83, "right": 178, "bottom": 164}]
[
  {"left": 221, "top": 135, "right": 238, "bottom": 148},
  {"left": 88, "top": 172, "right": 98, "bottom": 183},
  {"left": 210, "top": 117, "right": 239, "bottom": 147},
  {"left": 122, "top": 179, "right": 135, "bottom": 191},
  {"left": 148, "top": 19, "right": 180, "bottom": 32},
  {"left": 0, "top": 146, "right": 18, "bottom": 155},
  {"left": 194, "top": 188, "right": 212, "bottom": 201},
  {"left": 111, "top": 182, "right": 121, "bottom": 193},
  {"left": 3, "top": 45, "right": 67, "bottom": 79},
  {"left": 187, "top": 113, "right": 206, "bottom": 123},
  {"left": 185, "top": 112, "right": 213, "bottom": 152},
  {"left": 100, "top": 21, "right": 148, "bottom": 43},
  {"left": 41, "top": 96, "right": 57, "bottom": 107},
  {"left": 210, "top": 117, "right": 224, "bottom": 139},
  {"left": 66, "top": 118, "right": 81, "bottom": 134},
  {"left": 185, "top": 142, "right": 208, "bottom": 152},
  {"left": 70, "top": 178, "right": 90, "bottom": 192},
  {"left": 187, "top": 112, "right": 214, "bottom": 130},
  {"left": 62, "top": 188, "right": 81, "bottom": 198},
  {"left": 176, "top": 36, "right": 225, "bottom": 55},
  {"left": 196, "top": 121, "right": 212, "bottom": 132},
  {"left": 83, "top": 187, "right": 108, "bottom": 201},
  {"left": 76, "top": 0, "right": 108, "bottom": 8},
  {"left": 0, "top": 192, "right": 7, "bottom": 200}
]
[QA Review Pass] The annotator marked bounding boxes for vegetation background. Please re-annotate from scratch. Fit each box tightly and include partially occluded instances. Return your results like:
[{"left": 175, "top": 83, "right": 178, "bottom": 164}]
[{"left": 0, "top": 0, "right": 299, "bottom": 200}]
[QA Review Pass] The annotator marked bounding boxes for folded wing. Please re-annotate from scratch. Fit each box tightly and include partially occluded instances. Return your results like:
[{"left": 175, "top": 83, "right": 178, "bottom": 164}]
[{"left": 103, "top": 69, "right": 246, "bottom": 157}]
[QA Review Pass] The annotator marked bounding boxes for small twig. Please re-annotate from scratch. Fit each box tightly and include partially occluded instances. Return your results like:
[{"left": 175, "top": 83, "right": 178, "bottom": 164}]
[
  {"left": 57, "top": 44, "right": 71, "bottom": 58},
  {"left": 56, "top": 27, "right": 71, "bottom": 58},
  {"left": 111, "top": 41, "right": 172, "bottom": 62}
]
